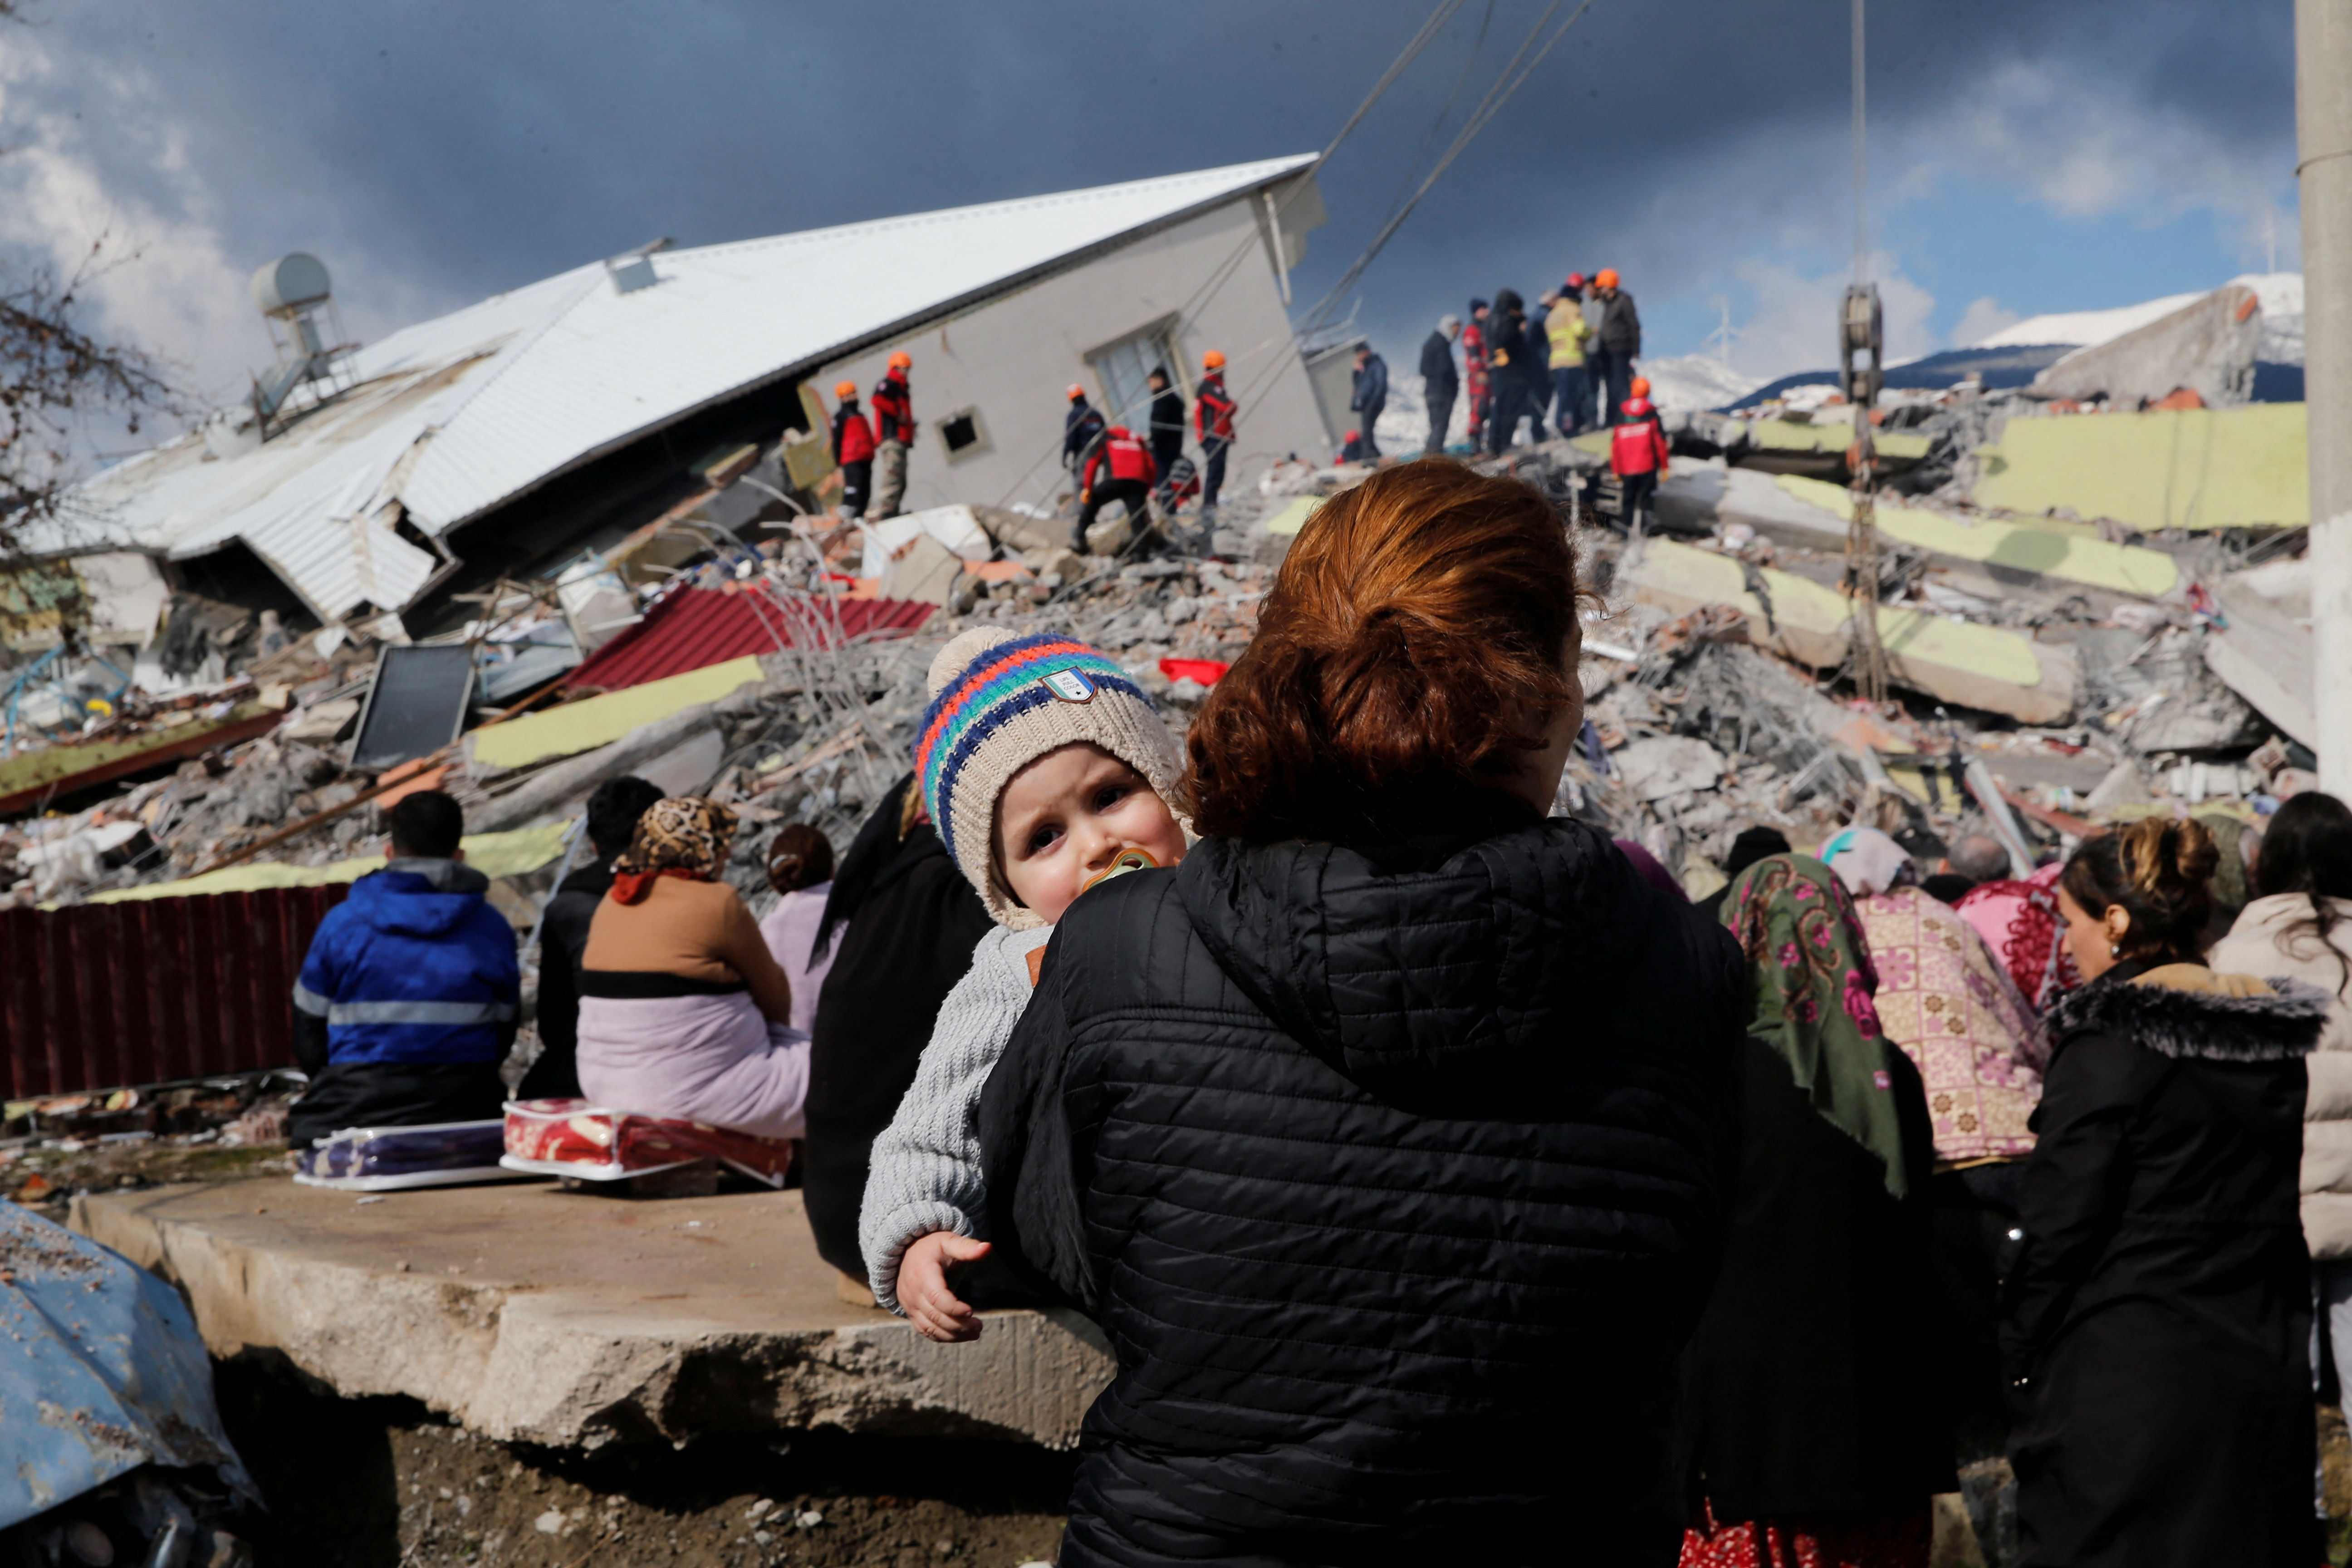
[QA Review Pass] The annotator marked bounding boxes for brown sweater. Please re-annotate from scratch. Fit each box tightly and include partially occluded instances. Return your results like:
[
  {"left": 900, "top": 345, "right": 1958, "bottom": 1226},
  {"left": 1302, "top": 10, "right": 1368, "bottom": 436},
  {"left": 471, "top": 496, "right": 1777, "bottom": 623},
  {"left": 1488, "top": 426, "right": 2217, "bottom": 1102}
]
[{"left": 581, "top": 876, "right": 794, "bottom": 1024}]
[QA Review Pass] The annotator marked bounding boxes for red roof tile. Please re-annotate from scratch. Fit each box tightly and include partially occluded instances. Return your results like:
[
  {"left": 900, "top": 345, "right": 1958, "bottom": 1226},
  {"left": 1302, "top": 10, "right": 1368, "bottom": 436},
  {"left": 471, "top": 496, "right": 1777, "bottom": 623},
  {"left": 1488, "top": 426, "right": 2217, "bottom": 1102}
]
[{"left": 566, "top": 585, "right": 934, "bottom": 693}]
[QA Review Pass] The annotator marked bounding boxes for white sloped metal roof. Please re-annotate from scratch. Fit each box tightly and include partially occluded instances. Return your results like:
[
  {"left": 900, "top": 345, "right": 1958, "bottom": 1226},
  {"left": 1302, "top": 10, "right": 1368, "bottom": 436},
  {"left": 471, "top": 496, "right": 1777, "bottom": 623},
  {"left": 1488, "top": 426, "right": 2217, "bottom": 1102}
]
[{"left": 50, "top": 155, "right": 1314, "bottom": 622}]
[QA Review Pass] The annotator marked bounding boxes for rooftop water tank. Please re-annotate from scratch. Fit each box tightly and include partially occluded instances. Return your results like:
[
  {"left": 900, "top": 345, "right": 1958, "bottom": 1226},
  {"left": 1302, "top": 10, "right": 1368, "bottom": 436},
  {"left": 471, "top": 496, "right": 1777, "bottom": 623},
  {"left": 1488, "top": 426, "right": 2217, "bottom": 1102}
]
[{"left": 250, "top": 254, "right": 332, "bottom": 318}]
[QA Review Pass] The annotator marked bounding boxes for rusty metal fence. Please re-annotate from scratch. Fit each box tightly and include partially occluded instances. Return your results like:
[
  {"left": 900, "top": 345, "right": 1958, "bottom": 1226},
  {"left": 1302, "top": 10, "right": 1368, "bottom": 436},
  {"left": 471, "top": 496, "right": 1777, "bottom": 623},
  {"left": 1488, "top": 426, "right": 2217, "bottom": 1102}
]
[{"left": 0, "top": 886, "right": 348, "bottom": 1101}]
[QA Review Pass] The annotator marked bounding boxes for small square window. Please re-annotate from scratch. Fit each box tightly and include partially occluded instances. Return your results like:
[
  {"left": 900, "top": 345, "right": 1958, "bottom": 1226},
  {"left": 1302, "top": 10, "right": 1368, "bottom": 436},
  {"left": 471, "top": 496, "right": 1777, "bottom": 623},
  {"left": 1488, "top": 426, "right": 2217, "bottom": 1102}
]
[{"left": 938, "top": 407, "right": 989, "bottom": 462}]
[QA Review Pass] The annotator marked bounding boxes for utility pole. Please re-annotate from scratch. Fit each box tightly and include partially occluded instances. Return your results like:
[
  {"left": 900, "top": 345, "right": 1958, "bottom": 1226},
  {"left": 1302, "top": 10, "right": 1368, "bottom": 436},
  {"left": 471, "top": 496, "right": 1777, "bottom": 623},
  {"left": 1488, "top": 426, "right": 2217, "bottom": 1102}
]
[
  {"left": 1841, "top": 0, "right": 1889, "bottom": 703},
  {"left": 2300, "top": 0, "right": 2352, "bottom": 794}
]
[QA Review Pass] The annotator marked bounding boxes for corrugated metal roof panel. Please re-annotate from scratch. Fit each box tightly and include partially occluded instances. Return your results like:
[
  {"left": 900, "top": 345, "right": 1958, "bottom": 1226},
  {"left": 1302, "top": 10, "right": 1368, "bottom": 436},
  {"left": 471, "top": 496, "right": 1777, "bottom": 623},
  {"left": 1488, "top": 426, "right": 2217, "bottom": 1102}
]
[
  {"left": 48, "top": 157, "right": 1313, "bottom": 623},
  {"left": 566, "top": 586, "right": 934, "bottom": 691}
]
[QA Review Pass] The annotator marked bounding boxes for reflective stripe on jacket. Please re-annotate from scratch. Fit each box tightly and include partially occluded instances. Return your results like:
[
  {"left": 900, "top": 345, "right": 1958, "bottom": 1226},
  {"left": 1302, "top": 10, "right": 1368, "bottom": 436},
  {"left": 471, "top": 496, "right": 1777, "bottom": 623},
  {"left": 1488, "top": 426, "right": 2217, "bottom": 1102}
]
[{"left": 294, "top": 861, "right": 520, "bottom": 1067}]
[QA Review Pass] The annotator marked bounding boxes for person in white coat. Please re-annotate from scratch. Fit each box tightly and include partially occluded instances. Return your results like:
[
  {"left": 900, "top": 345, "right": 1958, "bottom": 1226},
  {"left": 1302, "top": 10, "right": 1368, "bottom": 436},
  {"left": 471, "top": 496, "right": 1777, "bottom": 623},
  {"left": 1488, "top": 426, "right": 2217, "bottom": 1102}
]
[{"left": 2211, "top": 791, "right": 2352, "bottom": 1396}]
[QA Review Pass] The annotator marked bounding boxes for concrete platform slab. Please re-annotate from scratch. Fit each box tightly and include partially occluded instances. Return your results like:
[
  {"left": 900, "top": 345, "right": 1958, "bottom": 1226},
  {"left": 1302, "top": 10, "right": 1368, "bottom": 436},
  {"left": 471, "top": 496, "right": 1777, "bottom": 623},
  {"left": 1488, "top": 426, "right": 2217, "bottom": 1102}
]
[{"left": 70, "top": 1180, "right": 1114, "bottom": 1451}]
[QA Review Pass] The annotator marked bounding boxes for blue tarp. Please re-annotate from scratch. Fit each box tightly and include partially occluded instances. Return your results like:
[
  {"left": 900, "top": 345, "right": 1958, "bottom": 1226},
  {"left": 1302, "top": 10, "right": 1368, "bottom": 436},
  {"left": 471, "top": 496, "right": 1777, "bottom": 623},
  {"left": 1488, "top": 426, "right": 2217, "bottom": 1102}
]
[{"left": 0, "top": 1204, "right": 254, "bottom": 1529}]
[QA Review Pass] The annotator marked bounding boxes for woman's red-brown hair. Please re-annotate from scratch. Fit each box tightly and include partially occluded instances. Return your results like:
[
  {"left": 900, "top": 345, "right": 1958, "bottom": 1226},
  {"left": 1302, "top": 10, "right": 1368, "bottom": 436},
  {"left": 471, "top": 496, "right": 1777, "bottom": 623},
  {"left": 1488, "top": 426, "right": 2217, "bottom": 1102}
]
[{"left": 1184, "top": 459, "right": 1583, "bottom": 845}]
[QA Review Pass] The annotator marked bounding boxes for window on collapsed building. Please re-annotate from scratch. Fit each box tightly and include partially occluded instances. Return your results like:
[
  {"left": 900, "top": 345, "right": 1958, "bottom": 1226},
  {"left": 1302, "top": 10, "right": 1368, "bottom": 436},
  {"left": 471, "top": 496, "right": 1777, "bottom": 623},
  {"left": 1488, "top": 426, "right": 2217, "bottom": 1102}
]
[
  {"left": 938, "top": 407, "right": 990, "bottom": 463},
  {"left": 1086, "top": 320, "right": 1184, "bottom": 435}
]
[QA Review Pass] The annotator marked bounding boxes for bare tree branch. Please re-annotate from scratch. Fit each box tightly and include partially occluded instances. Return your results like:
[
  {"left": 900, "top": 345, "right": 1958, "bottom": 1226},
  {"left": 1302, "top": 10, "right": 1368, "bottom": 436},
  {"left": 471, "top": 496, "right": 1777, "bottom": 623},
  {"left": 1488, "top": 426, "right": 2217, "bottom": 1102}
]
[{"left": 0, "top": 1, "right": 184, "bottom": 564}]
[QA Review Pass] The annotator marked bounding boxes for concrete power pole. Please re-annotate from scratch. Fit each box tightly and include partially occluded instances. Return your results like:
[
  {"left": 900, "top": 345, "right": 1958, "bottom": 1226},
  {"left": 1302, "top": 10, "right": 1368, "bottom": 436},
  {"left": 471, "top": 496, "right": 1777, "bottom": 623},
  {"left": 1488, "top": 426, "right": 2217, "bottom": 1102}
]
[{"left": 2300, "top": 0, "right": 2352, "bottom": 793}]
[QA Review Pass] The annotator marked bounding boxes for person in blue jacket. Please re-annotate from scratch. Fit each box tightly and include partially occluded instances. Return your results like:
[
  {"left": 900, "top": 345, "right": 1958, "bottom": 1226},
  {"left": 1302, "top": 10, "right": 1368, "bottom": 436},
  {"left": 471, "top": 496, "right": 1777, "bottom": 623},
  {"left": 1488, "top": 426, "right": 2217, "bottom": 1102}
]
[{"left": 286, "top": 790, "right": 521, "bottom": 1147}]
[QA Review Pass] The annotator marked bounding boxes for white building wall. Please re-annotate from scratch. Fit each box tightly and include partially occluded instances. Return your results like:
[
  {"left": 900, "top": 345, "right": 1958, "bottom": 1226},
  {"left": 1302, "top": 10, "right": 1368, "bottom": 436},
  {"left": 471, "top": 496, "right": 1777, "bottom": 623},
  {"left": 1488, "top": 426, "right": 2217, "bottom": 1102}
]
[{"left": 818, "top": 196, "right": 1330, "bottom": 516}]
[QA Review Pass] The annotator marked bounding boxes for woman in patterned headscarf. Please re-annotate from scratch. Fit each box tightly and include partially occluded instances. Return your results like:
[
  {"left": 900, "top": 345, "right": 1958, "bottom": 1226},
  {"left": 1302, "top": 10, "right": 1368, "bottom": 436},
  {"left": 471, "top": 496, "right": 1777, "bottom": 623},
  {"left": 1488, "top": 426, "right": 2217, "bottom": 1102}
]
[
  {"left": 1679, "top": 855, "right": 1953, "bottom": 1568},
  {"left": 574, "top": 798, "right": 812, "bottom": 1138}
]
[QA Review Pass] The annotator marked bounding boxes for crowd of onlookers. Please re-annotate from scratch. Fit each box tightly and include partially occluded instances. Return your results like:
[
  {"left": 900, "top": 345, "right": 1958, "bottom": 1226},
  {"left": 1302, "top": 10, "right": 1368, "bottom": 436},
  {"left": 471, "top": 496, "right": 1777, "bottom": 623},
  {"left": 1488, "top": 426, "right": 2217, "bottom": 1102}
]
[{"left": 280, "top": 454, "right": 2352, "bottom": 1567}]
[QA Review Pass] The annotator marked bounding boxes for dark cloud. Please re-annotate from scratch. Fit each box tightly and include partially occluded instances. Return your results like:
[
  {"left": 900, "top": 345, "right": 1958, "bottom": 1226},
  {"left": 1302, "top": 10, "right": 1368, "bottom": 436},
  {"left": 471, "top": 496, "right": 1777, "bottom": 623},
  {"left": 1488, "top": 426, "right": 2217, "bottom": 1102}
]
[{"left": 0, "top": 0, "right": 2297, "bottom": 385}]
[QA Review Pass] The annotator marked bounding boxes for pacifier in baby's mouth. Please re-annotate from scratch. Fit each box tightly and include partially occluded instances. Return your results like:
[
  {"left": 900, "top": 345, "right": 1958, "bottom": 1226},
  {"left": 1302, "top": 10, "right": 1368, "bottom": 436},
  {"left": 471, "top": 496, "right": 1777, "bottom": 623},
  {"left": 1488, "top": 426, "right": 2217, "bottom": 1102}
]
[{"left": 1081, "top": 847, "right": 1161, "bottom": 894}]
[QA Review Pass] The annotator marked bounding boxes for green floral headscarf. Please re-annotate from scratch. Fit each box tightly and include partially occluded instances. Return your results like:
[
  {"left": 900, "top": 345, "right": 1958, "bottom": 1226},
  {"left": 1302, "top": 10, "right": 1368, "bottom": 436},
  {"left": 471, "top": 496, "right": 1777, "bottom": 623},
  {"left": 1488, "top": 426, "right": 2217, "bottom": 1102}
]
[{"left": 1721, "top": 853, "right": 1913, "bottom": 1197}]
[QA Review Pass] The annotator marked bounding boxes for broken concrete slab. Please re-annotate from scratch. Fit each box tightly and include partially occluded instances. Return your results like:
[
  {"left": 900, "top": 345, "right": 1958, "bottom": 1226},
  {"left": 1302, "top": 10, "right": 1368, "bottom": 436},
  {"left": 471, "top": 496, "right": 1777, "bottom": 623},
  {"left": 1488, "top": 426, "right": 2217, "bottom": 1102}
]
[
  {"left": 84, "top": 819, "right": 571, "bottom": 903},
  {"left": 72, "top": 1181, "right": 1115, "bottom": 1450},
  {"left": 1623, "top": 538, "right": 2078, "bottom": 724},
  {"left": 467, "top": 657, "right": 766, "bottom": 771},
  {"left": 2201, "top": 573, "right": 2317, "bottom": 749},
  {"left": 1612, "top": 735, "right": 1726, "bottom": 801},
  {"left": 877, "top": 532, "right": 966, "bottom": 608},
  {"left": 2032, "top": 283, "right": 2263, "bottom": 409},
  {"left": 1973, "top": 404, "right": 2307, "bottom": 530},
  {"left": 1764, "top": 475, "right": 2180, "bottom": 600}
]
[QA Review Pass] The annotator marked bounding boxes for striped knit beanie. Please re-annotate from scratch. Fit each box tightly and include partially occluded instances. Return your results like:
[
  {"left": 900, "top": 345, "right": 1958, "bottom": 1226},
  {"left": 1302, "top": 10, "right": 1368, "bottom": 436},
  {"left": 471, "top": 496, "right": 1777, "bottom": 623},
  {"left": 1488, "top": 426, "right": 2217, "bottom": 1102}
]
[{"left": 914, "top": 627, "right": 1183, "bottom": 930}]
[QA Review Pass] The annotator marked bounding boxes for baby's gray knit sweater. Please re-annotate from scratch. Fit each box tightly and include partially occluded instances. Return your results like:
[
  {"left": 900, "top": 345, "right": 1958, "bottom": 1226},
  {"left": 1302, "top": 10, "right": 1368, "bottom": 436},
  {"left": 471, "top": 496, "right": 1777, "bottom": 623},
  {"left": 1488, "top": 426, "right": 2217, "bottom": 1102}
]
[{"left": 859, "top": 923, "right": 1054, "bottom": 1315}]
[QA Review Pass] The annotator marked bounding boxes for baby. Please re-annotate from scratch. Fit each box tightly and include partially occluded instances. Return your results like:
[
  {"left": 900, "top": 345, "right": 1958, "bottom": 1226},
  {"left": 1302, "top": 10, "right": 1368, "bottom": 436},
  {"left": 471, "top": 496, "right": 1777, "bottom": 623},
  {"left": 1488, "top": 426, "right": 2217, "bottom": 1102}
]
[{"left": 860, "top": 627, "right": 1186, "bottom": 1342}]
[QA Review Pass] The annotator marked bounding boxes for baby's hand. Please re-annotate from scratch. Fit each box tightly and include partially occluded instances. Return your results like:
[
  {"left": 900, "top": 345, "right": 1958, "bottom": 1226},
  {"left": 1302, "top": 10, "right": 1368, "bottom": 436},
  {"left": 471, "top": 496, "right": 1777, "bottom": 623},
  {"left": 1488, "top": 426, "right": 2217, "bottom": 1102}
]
[{"left": 900, "top": 1231, "right": 991, "bottom": 1343}]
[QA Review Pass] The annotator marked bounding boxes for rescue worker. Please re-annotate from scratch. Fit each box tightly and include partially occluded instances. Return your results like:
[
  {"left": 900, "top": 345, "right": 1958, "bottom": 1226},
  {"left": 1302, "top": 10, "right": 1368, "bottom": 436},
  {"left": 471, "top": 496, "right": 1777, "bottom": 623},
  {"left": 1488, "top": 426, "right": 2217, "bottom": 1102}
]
[
  {"left": 1145, "top": 366, "right": 1186, "bottom": 508},
  {"left": 1609, "top": 374, "right": 1669, "bottom": 534},
  {"left": 1462, "top": 300, "right": 1491, "bottom": 451},
  {"left": 1591, "top": 269, "right": 1642, "bottom": 424},
  {"left": 1578, "top": 273, "right": 1607, "bottom": 428},
  {"left": 831, "top": 379, "right": 876, "bottom": 520},
  {"left": 1077, "top": 423, "right": 1156, "bottom": 553},
  {"left": 867, "top": 350, "right": 915, "bottom": 520},
  {"left": 1547, "top": 278, "right": 1594, "bottom": 437},
  {"left": 1483, "top": 289, "right": 1535, "bottom": 456},
  {"left": 1194, "top": 350, "right": 1237, "bottom": 520},
  {"left": 1349, "top": 343, "right": 1388, "bottom": 460},
  {"left": 1420, "top": 314, "right": 1461, "bottom": 456},
  {"left": 1063, "top": 385, "right": 1107, "bottom": 482}
]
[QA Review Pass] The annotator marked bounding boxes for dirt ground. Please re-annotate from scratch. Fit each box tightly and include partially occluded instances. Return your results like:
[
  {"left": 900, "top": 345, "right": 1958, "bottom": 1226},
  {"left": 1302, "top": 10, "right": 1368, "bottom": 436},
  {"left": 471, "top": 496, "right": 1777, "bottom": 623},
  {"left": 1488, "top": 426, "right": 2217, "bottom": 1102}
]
[{"left": 212, "top": 1357, "right": 1074, "bottom": 1568}]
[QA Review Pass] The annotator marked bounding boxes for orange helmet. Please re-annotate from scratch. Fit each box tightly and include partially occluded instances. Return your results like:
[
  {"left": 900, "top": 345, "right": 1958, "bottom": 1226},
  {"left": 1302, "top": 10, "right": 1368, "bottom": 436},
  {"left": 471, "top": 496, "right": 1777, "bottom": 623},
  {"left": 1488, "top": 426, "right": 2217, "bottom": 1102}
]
[
  {"left": 1067, "top": 383, "right": 1087, "bottom": 400},
  {"left": 1629, "top": 375, "right": 1651, "bottom": 397},
  {"left": 887, "top": 351, "right": 912, "bottom": 370},
  {"left": 1595, "top": 268, "right": 1620, "bottom": 289},
  {"left": 833, "top": 379, "right": 857, "bottom": 399},
  {"left": 1202, "top": 349, "right": 1226, "bottom": 370}
]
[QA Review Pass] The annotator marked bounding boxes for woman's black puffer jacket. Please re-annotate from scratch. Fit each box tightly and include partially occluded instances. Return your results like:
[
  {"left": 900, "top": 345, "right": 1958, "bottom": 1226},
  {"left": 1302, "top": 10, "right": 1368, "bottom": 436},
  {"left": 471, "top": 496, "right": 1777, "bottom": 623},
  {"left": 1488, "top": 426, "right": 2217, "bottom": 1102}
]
[{"left": 980, "top": 815, "right": 1746, "bottom": 1567}]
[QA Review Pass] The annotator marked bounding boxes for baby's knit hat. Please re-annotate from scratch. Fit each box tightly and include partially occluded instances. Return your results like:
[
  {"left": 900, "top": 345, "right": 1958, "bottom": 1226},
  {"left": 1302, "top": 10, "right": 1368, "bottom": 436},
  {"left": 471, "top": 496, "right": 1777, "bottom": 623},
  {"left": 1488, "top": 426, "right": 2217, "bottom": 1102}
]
[{"left": 914, "top": 627, "right": 1183, "bottom": 930}]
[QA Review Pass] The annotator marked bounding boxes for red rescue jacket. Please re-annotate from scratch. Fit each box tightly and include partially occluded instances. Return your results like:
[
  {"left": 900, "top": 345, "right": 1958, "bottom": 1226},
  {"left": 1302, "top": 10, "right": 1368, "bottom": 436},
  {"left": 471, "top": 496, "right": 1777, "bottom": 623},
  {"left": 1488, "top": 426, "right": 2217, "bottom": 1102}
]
[
  {"left": 1084, "top": 426, "right": 1157, "bottom": 493},
  {"left": 870, "top": 370, "right": 915, "bottom": 446},
  {"left": 1610, "top": 398, "right": 1669, "bottom": 476},
  {"left": 1194, "top": 373, "right": 1236, "bottom": 443},
  {"left": 832, "top": 402, "right": 876, "bottom": 465}
]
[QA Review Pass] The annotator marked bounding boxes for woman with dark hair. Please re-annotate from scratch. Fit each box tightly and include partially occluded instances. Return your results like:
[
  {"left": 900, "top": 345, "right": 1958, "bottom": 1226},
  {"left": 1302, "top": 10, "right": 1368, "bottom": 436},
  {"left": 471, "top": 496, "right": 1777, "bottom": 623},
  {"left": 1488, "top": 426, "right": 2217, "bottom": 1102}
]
[
  {"left": 2005, "top": 818, "right": 2328, "bottom": 1567},
  {"left": 2213, "top": 792, "right": 2352, "bottom": 1407},
  {"left": 758, "top": 823, "right": 838, "bottom": 1036},
  {"left": 979, "top": 461, "right": 1746, "bottom": 1566}
]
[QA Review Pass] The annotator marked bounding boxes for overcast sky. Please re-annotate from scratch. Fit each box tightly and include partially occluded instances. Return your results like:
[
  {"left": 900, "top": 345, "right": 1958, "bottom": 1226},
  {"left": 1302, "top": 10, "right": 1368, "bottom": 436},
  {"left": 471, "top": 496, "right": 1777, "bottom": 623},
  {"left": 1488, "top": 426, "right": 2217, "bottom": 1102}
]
[{"left": 0, "top": 0, "right": 2298, "bottom": 428}]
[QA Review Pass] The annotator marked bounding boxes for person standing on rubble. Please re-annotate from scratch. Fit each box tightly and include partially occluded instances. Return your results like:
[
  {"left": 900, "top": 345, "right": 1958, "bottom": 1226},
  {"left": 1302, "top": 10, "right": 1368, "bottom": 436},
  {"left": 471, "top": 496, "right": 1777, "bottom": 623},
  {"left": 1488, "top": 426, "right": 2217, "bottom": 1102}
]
[
  {"left": 1193, "top": 350, "right": 1237, "bottom": 520},
  {"left": 830, "top": 380, "right": 876, "bottom": 521},
  {"left": 1579, "top": 276, "right": 1607, "bottom": 427},
  {"left": 522, "top": 774, "right": 666, "bottom": 1101},
  {"left": 1349, "top": 343, "right": 1388, "bottom": 459},
  {"left": 1076, "top": 423, "right": 1156, "bottom": 553},
  {"left": 1591, "top": 269, "right": 1642, "bottom": 423},
  {"left": 1145, "top": 367, "right": 1186, "bottom": 510},
  {"left": 978, "top": 461, "right": 1746, "bottom": 1565},
  {"left": 1610, "top": 374, "right": 1669, "bottom": 533},
  {"left": 1462, "top": 299, "right": 1492, "bottom": 451},
  {"left": 867, "top": 351, "right": 916, "bottom": 521},
  {"left": 1482, "top": 289, "right": 1535, "bottom": 455},
  {"left": 1063, "top": 383, "right": 1107, "bottom": 486},
  {"left": 287, "top": 790, "right": 519, "bottom": 1147},
  {"left": 1547, "top": 278, "right": 1595, "bottom": 437},
  {"left": 1420, "top": 314, "right": 1460, "bottom": 456}
]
